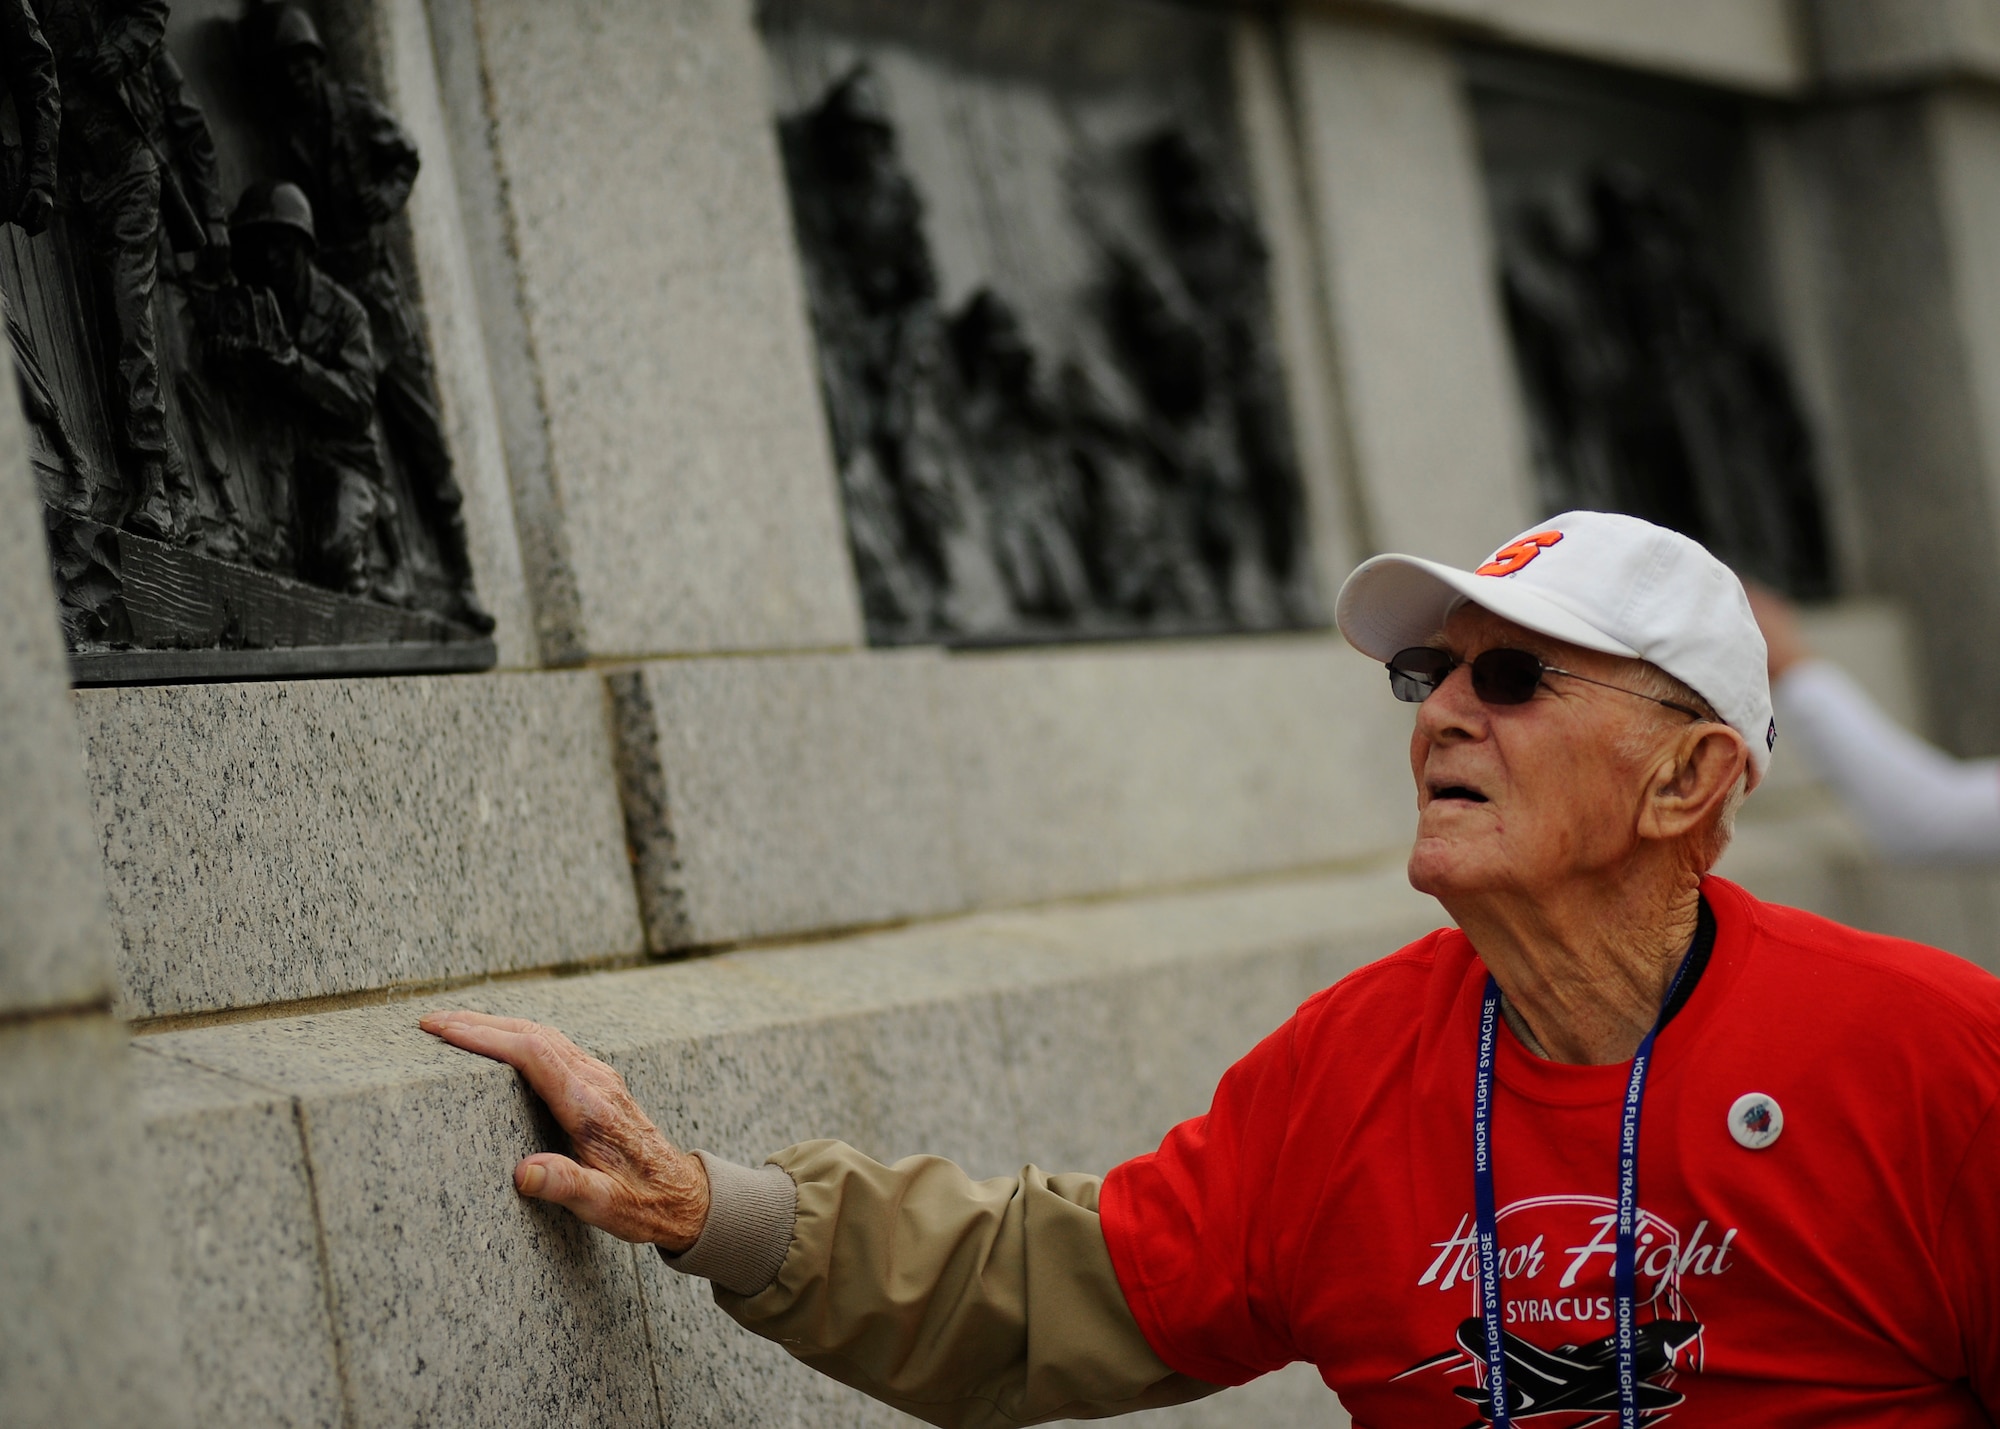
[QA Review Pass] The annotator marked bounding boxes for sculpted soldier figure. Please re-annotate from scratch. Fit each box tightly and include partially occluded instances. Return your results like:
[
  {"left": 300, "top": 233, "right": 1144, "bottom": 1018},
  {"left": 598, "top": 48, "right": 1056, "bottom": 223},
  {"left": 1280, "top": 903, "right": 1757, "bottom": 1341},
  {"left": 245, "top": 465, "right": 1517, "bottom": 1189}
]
[
  {"left": 783, "top": 66, "right": 1010, "bottom": 639},
  {"left": 141, "top": 45, "right": 229, "bottom": 268},
  {"left": 1143, "top": 130, "right": 1311, "bottom": 621},
  {"left": 0, "top": 0, "right": 68, "bottom": 498},
  {"left": 38, "top": 0, "right": 196, "bottom": 540},
  {"left": 0, "top": 0, "right": 60, "bottom": 238},
  {"left": 948, "top": 289, "right": 1090, "bottom": 621},
  {"left": 264, "top": 5, "right": 492, "bottom": 632},
  {"left": 223, "top": 181, "right": 405, "bottom": 602}
]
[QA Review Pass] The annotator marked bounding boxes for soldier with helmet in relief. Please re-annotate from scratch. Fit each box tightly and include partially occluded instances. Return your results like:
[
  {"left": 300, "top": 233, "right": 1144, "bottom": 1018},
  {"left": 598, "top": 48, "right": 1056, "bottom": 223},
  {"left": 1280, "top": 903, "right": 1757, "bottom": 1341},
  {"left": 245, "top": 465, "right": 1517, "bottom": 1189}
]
[
  {"left": 261, "top": 4, "right": 492, "bottom": 633},
  {"left": 223, "top": 179, "right": 408, "bottom": 603}
]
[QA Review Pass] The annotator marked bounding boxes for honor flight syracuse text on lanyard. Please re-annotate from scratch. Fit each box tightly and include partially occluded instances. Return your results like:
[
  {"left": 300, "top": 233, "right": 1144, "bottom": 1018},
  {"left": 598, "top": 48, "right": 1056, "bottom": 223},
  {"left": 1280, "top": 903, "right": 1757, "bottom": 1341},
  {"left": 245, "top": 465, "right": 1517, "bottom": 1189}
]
[{"left": 1471, "top": 947, "right": 1695, "bottom": 1428}]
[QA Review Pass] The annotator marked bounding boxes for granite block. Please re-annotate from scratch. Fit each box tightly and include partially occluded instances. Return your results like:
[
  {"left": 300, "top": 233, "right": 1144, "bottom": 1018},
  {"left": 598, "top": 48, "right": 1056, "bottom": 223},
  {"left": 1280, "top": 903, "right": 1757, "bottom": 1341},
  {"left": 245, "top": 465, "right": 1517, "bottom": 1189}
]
[
  {"left": 0, "top": 345, "right": 114, "bottom": 1013},
  {"left": 1788, "top": 96, "right": 2000, "bottom": 755},
  {"left": 372, "top": 0, "right": 539, "bottom": 669},
  {"left": 611, "top": 651, "right": 965, "bottom": 952},
  {"left": 995, "top": 937, "right": 1311, "bottom": 1172},
  {"left": 0, "top": 1017, "right": 192, "bottom": 1426},
  {"left": 1287, "top": 15, "right": 1536, "bottom": 564},
  {"left": 1233, "top": 16, "right": 1362, "bottom": 595},
  {"left": 423, "top": 0, "right": 587, "bottom": 662},
  {"left": 1838, "top": 863, "right": 1999, "bottom": 968},
  {"left": 1721, "top": 805, "right": 2000, "bottom": 975},
  {"left": 135, "top": 1050, "right": 345, "bottom": 1429},
  {"left": 985, "top": 865, "right": 1439, "bottom": 1170},
  {"left": 1943, "top": 873, "right": 2000, "bottom": 975},
  {"left": 1134, "top": 1362, "right": 1348, "bottom": 1428},
  {"left": 1346, "top": 0, "right": 1806, "bottom": 94},
  {"left": 467, "top": 0, "right": 862, "bottom": 657},
  {"left": 146, "top": 1006, "right": 661, "bottom": 1427},
  {"left": 1809, "top": 0, "right": 2000, "bottom": 86},
  {"left": 938, "top": 638, "right": 1416, "bottom": 908},
  {"left": 1715, "top": 807, "right": 1857, "bottom": 921},
  {"left": 78, "top": 671, "right": 642, "bottom": 1018},
  {"left": 305, "top": 1070, "right": 661, "bottom": 1425}
]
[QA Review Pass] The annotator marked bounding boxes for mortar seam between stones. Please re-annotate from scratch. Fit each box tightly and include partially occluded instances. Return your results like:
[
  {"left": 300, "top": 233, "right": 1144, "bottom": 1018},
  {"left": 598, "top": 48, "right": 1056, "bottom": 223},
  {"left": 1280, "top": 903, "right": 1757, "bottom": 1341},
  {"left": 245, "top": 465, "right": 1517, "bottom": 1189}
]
[
  {"left": 291, "top": 1097, "right": 363, "bottom": 1429},
  {"left": 1269, "top": 2, "right": 1382, "bottom": 561},
  {"left": 0, "top": 994, "right": 114, "bottom": 1030},
  {"left": 627, "top": 1242, "right": 672, "bottom": 1428},
  {"left": 460, "top": 0, "right": 587, "bottom": 666}
]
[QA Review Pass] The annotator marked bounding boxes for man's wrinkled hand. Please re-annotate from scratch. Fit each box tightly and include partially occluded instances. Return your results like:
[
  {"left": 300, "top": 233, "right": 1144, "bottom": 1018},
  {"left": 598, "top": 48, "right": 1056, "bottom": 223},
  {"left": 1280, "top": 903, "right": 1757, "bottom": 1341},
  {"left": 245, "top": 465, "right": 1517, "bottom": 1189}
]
[{"left": 419, "top": 1010, "right": 711, "bottom": 1251}]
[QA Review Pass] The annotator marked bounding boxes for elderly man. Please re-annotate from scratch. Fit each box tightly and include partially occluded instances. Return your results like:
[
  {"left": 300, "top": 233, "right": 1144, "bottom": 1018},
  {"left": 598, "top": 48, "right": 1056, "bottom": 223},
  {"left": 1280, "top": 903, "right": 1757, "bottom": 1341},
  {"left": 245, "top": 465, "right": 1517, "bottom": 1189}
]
[{"left": 426, "top": 511, "right": 2000, "bottom": 1425}]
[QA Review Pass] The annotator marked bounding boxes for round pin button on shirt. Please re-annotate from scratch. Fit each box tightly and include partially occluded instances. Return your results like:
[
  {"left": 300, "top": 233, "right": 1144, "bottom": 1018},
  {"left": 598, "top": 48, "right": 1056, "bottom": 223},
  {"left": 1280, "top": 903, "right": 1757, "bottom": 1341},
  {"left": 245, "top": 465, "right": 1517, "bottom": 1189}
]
[{"left": 1729, "top": 1091, "right": 1784, "bottom": 1149}]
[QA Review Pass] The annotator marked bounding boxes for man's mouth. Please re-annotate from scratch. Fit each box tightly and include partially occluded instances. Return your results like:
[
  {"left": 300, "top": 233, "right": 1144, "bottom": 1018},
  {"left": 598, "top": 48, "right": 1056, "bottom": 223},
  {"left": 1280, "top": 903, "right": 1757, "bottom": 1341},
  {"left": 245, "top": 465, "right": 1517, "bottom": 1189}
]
[{"left": 1428, "top": 783, "right": 1490, "bottom": 804}]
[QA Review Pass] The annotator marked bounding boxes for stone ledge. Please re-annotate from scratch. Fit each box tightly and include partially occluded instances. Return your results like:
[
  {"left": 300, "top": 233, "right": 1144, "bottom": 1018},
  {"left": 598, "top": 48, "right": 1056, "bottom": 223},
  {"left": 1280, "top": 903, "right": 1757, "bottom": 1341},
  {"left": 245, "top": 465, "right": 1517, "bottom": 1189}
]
[
  {"left": 135, "top": 1052, "right": 344, "bottom": 1429},
  {"left": 1310, "top": 0, "right": 1810, "bottom": 95},
  {"left": 615, "top": 638, "right": 1418, "bottom": 951},
  {"left": 80, "top": 671, "right": 644, "bottom": 1020},
  {"left": 135, "top": 865, "right": 1436, "bottom": 1427},
  {"left": 937, "top": 638, "right": 1415, "bottom": 911},
  {"left": 0, "top": 1016, "right": 192, "bottom": 1426},
  {"left": 1808, "top": 0, "right": 2000, "bottom": 90}
]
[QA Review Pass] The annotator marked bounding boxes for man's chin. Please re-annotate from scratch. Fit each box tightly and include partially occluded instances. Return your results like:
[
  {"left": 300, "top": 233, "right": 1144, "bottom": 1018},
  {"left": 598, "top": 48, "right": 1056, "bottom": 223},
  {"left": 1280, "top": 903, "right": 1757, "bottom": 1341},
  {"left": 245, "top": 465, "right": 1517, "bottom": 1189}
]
[{"left": 1406, "top": 837, "right": 1497, "bottom": 900}]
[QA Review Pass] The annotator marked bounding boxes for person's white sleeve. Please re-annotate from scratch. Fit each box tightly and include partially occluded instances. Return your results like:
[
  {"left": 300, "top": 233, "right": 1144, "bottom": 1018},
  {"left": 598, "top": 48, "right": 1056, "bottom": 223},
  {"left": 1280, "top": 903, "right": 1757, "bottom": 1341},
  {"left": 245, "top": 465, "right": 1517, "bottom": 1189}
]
[{"left": 1774, "top": 659, "right": 2000, "bottom": 862}]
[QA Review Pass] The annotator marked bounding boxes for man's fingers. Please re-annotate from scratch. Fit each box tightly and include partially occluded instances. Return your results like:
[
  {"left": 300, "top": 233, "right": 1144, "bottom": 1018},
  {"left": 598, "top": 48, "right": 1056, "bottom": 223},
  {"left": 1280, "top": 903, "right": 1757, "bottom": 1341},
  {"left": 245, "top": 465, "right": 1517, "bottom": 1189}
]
[
  {"left": 422, "top": 1013, "right": 585, "bottom": 1088},
  {"left": 423, "top": 1011, "right": 596, "bottom": 1073},
  {"left": 421, "top": 1012, "right": 635, "bottom": 1149},
  {"left": 514, "top": 1154, "right": 618, "bottom": 1225},
  {"left": 423, "top": 1009, "right": 553, "bottom": 1038}
]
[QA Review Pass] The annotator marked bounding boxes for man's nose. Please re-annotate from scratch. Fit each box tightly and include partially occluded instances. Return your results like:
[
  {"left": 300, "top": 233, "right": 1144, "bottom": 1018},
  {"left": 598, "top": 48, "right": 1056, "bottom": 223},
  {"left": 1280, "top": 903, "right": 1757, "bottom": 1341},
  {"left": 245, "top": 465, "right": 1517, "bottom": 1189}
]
[{"left": 1414, "top": 663, "right": 1486, "bottom": 742}]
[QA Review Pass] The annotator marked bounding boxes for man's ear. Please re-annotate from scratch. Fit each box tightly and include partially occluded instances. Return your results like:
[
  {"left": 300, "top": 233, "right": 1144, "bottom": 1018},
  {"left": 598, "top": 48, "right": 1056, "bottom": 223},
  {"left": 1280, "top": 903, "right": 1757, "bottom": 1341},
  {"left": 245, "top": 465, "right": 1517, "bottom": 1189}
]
[{"left": 1640, "top": 723, "right": 1748, "bottom": 841}]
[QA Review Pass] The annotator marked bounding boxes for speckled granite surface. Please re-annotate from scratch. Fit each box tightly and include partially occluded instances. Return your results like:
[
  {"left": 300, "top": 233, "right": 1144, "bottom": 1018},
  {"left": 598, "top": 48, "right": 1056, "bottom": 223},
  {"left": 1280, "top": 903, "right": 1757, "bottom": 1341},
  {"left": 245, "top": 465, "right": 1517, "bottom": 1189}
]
[
  {"left": 613, "top": 638, "right": 1417, "bottom": 953},
  {"left": 612, "top": 649, "right": 966, "bottom": 952},
  {"left": 0, "top": 366, "right": 114, "bottom": 1015},
  {"left": 0, "top": 1019, "right": 192, "bottom": 1426},
  {"left": 138, "top": 1053, "right": 345, "bottom": 1429},
  {"left": 465, "top": 0, "right": 861, "bottom": 660},
  {"left": 134, "top": 867, "right": 1430, "bottom": 1427},
  {"left": 78, "top": 672, "right": 644, "bottom": 1019}
]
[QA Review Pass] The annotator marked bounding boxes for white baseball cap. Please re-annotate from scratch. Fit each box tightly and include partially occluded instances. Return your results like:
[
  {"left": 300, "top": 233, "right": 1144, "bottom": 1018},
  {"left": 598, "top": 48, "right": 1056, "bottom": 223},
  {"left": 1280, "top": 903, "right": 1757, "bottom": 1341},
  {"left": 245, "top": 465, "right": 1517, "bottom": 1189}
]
[{"left": 1335, "top": 510, "right": 1775, "bottom": 788}]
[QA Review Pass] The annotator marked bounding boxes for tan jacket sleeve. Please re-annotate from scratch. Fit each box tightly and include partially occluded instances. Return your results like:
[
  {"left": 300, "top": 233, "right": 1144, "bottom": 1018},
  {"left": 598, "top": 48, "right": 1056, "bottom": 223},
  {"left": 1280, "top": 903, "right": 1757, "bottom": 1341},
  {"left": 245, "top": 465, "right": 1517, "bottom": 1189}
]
[{"left": 667, "top": 1140, "right": 1221, "bottom": 1427}]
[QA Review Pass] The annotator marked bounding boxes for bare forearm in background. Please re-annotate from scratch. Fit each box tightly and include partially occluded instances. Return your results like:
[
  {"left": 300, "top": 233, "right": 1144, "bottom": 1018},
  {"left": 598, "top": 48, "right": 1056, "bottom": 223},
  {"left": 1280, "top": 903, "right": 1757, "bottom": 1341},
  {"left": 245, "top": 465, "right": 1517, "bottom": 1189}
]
[{"left": 1776, "top": 660, "right": 2000, "bottom": 862}]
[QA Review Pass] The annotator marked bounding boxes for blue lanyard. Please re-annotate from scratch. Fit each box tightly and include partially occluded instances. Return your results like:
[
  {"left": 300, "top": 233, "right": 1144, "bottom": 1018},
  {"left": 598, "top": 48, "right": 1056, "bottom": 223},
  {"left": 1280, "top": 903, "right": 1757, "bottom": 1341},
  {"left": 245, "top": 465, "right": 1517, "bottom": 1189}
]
[{"left": 1472, "top": 948, "right": 1694, "bottom": 1428}]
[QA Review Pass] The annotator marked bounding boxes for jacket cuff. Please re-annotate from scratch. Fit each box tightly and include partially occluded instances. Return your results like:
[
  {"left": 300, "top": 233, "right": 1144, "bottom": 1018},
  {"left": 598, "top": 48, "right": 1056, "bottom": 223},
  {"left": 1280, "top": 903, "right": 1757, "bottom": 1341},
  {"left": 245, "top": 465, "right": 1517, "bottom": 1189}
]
[{"left": 657, "top": 1151, "right": 796, "bottom": 1297}]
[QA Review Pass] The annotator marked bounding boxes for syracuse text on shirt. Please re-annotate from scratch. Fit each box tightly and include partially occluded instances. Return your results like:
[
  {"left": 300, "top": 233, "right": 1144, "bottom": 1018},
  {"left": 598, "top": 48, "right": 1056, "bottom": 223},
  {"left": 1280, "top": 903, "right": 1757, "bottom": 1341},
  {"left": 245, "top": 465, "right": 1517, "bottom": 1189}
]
[{"left": 1418, "top": 1195, "right": 1740, "bottom": 1332}]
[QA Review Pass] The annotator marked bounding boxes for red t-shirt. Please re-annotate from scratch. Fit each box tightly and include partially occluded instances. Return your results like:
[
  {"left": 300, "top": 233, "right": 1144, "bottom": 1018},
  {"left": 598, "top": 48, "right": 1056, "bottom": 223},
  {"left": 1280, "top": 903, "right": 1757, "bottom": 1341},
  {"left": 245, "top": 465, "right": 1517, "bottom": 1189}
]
[{"left": 1101, "top": 877, "right": 2000, "bottom": 1426}]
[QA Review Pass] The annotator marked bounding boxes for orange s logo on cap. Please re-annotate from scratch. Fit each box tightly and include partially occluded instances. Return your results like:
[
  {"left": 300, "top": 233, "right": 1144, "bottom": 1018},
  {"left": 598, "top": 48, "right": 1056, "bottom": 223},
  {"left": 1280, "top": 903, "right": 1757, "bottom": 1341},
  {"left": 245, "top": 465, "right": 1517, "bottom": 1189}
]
[{"left": 1476, "top": 530, "right": 1563, "bottom": 577}]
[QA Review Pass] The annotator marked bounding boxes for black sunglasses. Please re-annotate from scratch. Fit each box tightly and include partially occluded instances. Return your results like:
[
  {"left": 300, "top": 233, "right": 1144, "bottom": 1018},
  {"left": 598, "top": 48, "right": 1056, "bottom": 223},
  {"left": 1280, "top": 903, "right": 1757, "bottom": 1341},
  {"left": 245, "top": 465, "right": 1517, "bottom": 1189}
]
[{"left": 1385, "top": 646, "right": 1710, "bottom": 720}]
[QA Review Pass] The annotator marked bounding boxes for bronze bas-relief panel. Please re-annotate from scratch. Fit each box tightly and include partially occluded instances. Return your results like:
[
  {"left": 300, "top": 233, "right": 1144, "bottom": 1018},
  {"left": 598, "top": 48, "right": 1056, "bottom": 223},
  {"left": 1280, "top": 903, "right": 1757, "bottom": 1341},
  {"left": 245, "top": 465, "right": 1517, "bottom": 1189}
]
[
  {"left": 1467, "top": 49, "right": 1833, "bottom": 599},
  {"left": 764, "top": 0, "right": 1323, "bottom": 647},
  {"left": 0, "top": 0, "right": 493, "bottom": 682}
]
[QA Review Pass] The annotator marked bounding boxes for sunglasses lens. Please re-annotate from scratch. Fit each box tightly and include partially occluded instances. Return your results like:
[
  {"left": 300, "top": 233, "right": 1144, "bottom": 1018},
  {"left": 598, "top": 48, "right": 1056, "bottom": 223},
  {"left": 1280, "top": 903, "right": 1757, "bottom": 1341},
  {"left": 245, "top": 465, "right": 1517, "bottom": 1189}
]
[
  {"left": 1387, "top": 647, "right": 1454, "bottom": 703},
  {"left": 1470, "top": 648, "right": 1544, "bottom": 705}
]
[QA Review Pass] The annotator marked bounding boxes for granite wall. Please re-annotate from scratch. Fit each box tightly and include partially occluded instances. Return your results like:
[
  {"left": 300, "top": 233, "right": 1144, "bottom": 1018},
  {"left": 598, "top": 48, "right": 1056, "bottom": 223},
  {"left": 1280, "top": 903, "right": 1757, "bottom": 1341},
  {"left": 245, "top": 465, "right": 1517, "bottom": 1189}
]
[{"left": 9, "top": 2, "right": 2000, "bottom": 1426}]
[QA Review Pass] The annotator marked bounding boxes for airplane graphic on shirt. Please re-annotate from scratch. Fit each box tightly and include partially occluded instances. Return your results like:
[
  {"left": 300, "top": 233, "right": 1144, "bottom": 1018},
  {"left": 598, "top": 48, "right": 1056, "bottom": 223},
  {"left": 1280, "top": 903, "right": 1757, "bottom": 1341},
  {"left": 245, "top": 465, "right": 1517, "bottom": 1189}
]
[{"left": 1399, "top": 1316, "right": 1702, "bottom": 1425}]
